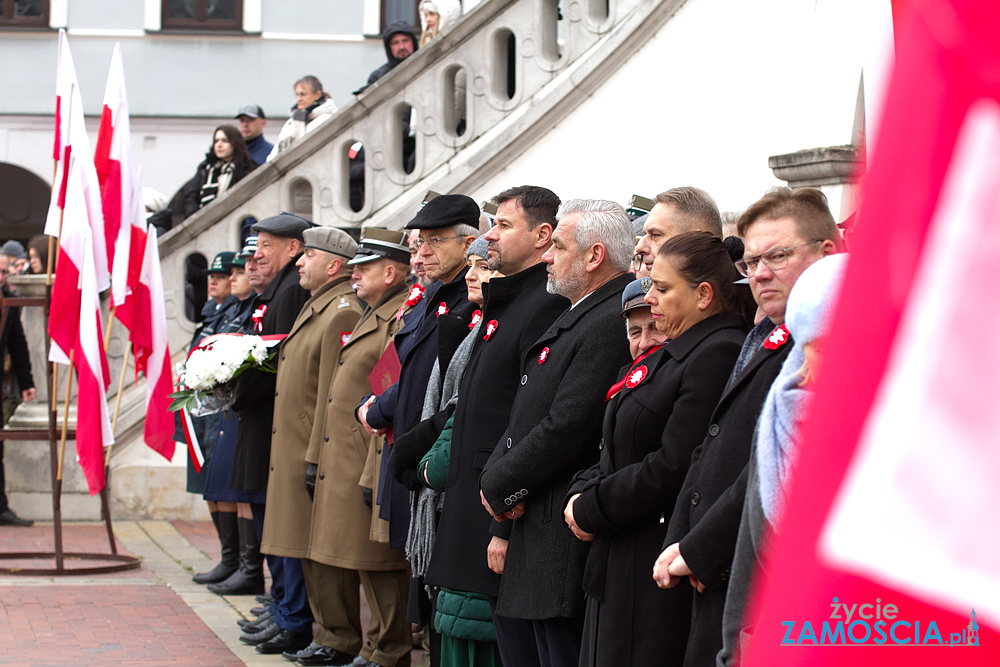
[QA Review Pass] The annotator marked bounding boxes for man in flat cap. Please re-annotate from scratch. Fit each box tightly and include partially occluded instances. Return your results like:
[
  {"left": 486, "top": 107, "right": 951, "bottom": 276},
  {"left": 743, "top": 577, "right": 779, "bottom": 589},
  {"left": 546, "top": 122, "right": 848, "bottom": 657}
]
[
  {"left": 287, "top": 228, "right": 414, "bottom": 667},
  {"left": 479, "top": 199, "right": 635, "bottom": 667},
  {"left": 620, "top": 277, "right": 668, "bottom": 360},
  {"left": 358, "top": 194, "right": 479, "bottom": 550},
  {"left": 235, "top": 104, "right": 273, "bottom": 166},
  {"left": 256, "top": 227, "right": 364, "bottom": 656},
  {"left": 228, "top": 214, "right": 313, "bottom": 644}
]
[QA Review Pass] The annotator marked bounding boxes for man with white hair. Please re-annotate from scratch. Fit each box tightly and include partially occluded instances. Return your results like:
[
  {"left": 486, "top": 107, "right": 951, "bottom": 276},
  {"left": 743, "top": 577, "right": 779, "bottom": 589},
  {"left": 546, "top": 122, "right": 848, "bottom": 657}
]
[{"left": 479, "top": 199, "right": 635, "bottom": 667}]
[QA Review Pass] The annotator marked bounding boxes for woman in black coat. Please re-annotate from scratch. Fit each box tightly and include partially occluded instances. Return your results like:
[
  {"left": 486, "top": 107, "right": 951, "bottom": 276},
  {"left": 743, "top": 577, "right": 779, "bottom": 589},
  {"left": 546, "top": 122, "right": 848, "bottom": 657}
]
[
  {"left": 182, "top": 124, "right": 254, "bottom": 219},
  {"left": 564, "top": 231, "right": 755, "bottom": 666}
]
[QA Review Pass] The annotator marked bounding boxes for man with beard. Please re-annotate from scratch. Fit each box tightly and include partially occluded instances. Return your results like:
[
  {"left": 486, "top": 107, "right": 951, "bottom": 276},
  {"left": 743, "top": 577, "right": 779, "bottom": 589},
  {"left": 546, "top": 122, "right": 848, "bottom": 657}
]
[
  {"left": 425, "top": 186, "right": 567, "bottom": 667},
  {"left": 479, "top": 199, "right": 635, "bottom": 667}
]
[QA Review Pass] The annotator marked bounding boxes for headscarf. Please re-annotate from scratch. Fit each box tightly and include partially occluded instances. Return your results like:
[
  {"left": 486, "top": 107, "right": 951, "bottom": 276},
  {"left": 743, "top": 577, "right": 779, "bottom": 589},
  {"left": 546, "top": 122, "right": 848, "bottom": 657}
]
[{"left": 757, "top": 253, "right": 848, "bottom": 523}]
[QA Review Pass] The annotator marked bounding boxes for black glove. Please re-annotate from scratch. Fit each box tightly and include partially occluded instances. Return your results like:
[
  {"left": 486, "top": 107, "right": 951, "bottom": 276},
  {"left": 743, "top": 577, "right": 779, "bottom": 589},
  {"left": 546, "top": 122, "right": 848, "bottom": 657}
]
[
  {"left": 305, "top": 463, "right": 317, "bottom": 500},
  {"left": 362, "top": 487, "right": 373, "bottom": 508}
]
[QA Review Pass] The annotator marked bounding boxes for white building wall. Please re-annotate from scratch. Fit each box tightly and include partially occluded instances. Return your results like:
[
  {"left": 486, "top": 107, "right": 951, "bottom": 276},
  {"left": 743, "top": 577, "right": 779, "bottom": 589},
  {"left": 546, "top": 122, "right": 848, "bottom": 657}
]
[{"left": 474, "top": 0, "right": 884, "bottom": 217}]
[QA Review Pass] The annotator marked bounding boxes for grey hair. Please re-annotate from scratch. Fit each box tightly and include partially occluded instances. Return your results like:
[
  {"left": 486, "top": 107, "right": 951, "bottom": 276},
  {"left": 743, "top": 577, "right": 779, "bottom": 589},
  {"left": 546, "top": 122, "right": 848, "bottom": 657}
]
[
  {"left": 451, "top": 223, "right": 479, "bottom": 238},
  {"left": 556, "top": 199, "right": 634, "bottom": 273},
  {"left": 655, "top": 186, "right": 723, "bottom": 238}
]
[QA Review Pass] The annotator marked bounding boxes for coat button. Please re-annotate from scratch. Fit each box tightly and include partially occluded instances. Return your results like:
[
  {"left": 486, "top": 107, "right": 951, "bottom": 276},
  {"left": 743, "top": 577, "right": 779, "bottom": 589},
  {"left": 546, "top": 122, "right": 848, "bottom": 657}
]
[
  {"left": 323, "top": 435, "right": 329, "bottom": 442},
  {"left": 506, "top": 438, "right": 512, "bottom": 449},
  {"left": 598, "top": 439, "right": 604, "bottom": 450},
  {"left": 708, "top": 424, "right": 720, "bottom": 436},
  {"left": 328, "top": 396, "right": 333, "bottom": 403},
  {"left": 520, "top": 374, "right": 527, "bottom": 385},
  {"left": 218, "top": 431, "right": 224, "bottom": 437},
  {"left": 376, "top": 446, "right": 382, "bottom": 454},
  {"left": 338, "top": 359, "right": 344, "bottom": 365},
  {"left": 272, "top": 427, "right": 277, "bottom": 434},
  {"left": 691, "top": 492, "right": 700, "bottom": 505},
  {"left": 269, "top": 465, "right": 274, "bottom": 471},
  {"left": 281, "top": 353, "right": 285, "bottom": 361},
  {"left": 274, "top": 390, "right": 279, "bottom": 397},
  {"left": 318, "top": 473, "right": 325, "bottom": 481}
]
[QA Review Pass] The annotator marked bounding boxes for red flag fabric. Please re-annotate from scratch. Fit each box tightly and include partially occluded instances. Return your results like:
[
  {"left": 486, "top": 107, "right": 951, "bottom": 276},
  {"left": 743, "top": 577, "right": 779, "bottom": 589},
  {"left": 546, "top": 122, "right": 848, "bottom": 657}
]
[
  {"left": 69, "top": 220, "right": 114, "bottom": 496},
  {"left": 113, "top": 170, "right": 148, "bottom": 333},
  {"left": 131, "top": 226, "right": 174, "bottom": 461},
  {"left": 93, "top": 42, "right": 138, "bottom": 310},
  {"left": 44, "top": 29, "right": 110, "bottom": 294},
  {"left": 743, "top": 1, "right": 1000, "bottom": 664}
]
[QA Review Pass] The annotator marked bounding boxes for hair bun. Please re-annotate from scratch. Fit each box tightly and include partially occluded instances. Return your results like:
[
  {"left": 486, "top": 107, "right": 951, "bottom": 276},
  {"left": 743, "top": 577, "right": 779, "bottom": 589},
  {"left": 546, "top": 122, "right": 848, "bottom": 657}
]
[{"left": 722, "top": 235, "right": 744, "bottom": 262}]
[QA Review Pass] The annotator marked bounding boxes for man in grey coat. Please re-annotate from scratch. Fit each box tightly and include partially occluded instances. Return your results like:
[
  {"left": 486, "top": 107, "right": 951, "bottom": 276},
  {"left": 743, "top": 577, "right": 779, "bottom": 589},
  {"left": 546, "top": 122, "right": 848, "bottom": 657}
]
[{"left": 479, "top": 199, "right": 635, "bottom": 667}]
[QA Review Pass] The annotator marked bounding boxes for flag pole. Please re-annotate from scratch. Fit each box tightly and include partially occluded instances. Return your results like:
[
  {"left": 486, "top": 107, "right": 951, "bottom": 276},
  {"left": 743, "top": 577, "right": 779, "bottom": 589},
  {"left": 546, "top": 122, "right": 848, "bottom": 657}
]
[
  {"left": 106, "top": 340, "right": 131, "bottom": 466},
  {"left": 103, "top": 305, "right": 116, "bottom": 350},
  {"left": 55, "top": 351, "right": 74, "bottom": 481}
]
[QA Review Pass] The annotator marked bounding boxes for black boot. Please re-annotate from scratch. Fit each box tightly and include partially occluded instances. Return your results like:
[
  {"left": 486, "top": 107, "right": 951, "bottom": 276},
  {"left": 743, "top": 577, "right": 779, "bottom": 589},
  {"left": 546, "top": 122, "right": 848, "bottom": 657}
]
[
  {"left": 193, "top": 510, "right": 239, "bottom": 584},
  {"left": 207, "top": 517, "right": 265, "bottom": 595}
]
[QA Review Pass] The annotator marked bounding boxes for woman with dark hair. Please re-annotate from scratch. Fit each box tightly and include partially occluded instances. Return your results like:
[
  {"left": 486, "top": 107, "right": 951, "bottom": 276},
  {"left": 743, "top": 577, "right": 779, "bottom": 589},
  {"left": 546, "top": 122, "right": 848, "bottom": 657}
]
[
  {"left": 563, "top": 231, "right": 753, "bottom": 666},
  {"left": 26, "top": 235, "right": 49, "bottom": 275},
  {"left": 183, "top": 125, "right": 254, "bottom": 219}
]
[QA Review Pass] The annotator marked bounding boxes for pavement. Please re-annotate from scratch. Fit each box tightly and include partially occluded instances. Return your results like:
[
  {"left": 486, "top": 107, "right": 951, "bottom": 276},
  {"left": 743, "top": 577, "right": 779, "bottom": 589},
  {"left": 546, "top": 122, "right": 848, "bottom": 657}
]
[{"left": 0, "top": 520, "right": 416, "bottom": 666}]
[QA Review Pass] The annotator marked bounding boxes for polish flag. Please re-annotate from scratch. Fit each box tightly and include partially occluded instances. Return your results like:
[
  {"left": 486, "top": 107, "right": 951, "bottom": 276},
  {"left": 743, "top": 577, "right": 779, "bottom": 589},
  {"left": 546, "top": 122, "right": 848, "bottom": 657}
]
[
  {"left": 93, "top": 43, "right": 142, "bottom": 314},
  {"left": 130, "top": 225, "right": 175, "bottom": 461},
  {"left": 743, "top": 1, "right": 1000, "bottom": 664},
  {"left": 68, "top": 212, "right": 114, "bottom": 496},
  {"left": 113, "top": 170, "right": 149, "bottom": 333},
  {"left": 44, "top": 29, "right": 110, "bottom": 294}
]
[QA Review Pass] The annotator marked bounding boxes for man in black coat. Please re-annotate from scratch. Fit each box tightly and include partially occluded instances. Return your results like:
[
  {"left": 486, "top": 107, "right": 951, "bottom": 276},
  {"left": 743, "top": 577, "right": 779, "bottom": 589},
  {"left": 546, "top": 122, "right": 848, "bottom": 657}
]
[
  {"left": 656, "top": 187, "right": 841, "bottom": 667},
  {"left": 354, "top": 21, "right": 418, "bottom": 95},
  {"left": 358, "top": 194, "right": 479, "bottom": 549},
  {"left": 479, "top": 199, "right": 635, "bottom": 667},
  {"left": 230, "top": 213, "right": 313, "bottom": 652},
  {"left": 425, "top": 186, "right": 567, "bottom": 666},
  {"left": 0, "top": 254, "right": 34, "bottom": 527}
]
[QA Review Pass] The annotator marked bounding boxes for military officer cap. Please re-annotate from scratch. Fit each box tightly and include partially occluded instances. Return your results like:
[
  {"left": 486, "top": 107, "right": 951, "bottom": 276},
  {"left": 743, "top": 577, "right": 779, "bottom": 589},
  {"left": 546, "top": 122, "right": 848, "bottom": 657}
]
[
  {"left": 621, "top": 277, "right": 653, "bottom": 317},
  {"left": 205, "top": 251, "right": 236, "bottom": 275},
  {"left": 250, "top": 212, "right": 315, "bottom": 242},
  {"left": 239, "top": 236, "right": 258, "bottom": 259},
  {"left": 302, "top": 226, "right": 359, "bottom": 259},
  {"left": 348, "top": 227, "right": 411, "bottom": 266},
  {"left": 404, "top": 194, "right": 480, "bottom": 231}
]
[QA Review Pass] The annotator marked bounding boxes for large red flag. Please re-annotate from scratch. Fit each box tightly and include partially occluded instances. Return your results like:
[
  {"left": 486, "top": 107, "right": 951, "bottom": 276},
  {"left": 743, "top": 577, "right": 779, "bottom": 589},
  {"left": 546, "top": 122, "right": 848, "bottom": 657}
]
[
  {"left": 743, "top": 1, "right": 1000, "bottom": 664},
  {"left": 130, "top": 225, "right": 174, "bottom": 461},
  {"left": 65, "top": 179, "right": 114, "bottom": 495},
  {"left": 93, "top": 42, "right": 141, "bottom": 314}
]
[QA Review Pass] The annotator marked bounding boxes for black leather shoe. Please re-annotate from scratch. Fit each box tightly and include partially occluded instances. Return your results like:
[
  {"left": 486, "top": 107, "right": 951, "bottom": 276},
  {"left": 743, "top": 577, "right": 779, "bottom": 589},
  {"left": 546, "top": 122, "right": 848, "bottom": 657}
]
[
  {"left": 250, "top": 605, "right": 269, "bottom": 616},
  {"left": 256, "top": 593, "right": 274, "bottom": 604},
  {"left": 239, "top": 610, "right": 272, "bottom": 630},
  {"left": 239, "top": 620, "right": 281, "bottom": 645},
  {"left": 283, "top": 641, "right": 321, "bottom": 662},
  {"left": 0, "top": 509, "right": 33, "bottom": 527},
  {"left": 296, "top": 645, "right": 358, "bottom": 666},
  {"left": 255, "top": 629, "right": 313, "bottom": 654}
]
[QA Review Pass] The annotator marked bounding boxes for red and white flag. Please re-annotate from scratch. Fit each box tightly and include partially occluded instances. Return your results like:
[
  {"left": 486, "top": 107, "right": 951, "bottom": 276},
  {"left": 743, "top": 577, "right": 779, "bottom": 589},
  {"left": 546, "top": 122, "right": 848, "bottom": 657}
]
[
  {"left": 44, "top": 29, "right": 109, "bottom": 295},
  {"left": 94, "top": 42, "right": 142, "bottom": 312},
  {"left": 70, "top": 220, "right": 114, "bottom": 496},
  {"left": 113, "top": 169, "right": 149, "bottom": 333},
  {"left": 130, "top": 225, "right": 174, "bottom": 461},
  {"left": 743, "top": 1, "right": 1000, "bottom": 664}
]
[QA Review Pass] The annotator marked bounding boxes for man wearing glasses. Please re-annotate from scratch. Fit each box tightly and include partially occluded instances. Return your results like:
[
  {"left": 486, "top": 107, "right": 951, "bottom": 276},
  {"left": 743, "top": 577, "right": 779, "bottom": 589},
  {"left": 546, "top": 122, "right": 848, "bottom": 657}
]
[{"left": 655, "top": 187, "right": 840, "bottom": 667}]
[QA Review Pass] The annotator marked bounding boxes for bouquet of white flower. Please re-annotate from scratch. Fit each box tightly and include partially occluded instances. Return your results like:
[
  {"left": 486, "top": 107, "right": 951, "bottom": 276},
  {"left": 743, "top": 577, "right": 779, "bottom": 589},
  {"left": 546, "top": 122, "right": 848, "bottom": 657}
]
[{"left": 169, "top": 333, "right": 283, "bottom": 416}]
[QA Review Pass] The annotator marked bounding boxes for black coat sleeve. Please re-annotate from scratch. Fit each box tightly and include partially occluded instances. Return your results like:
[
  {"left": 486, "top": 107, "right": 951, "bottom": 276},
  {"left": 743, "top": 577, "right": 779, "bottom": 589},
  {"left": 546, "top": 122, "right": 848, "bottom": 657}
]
[{"left": 5, "top": 308, "right": 33, "bottom": 391}]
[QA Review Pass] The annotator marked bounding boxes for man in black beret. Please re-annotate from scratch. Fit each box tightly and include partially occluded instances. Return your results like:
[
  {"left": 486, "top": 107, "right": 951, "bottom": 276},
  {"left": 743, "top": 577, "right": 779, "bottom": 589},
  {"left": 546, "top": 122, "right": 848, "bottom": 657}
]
[{"left": 223, "top": 213, "right": 315, "bottom": 650}]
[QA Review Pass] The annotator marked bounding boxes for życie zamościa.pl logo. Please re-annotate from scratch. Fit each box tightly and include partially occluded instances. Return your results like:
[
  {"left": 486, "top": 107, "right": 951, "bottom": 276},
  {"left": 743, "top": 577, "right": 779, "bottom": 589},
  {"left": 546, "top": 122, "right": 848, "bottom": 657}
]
[{"left": 781, "top": 599, "right": 981, "bottom": 647}]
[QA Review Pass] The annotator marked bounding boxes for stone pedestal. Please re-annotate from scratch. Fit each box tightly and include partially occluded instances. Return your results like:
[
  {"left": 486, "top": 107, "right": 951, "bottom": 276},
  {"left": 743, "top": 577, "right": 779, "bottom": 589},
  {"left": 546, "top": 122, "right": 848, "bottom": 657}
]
[{"left": 768, "top": 146, "right": 862, "bottom": 221}]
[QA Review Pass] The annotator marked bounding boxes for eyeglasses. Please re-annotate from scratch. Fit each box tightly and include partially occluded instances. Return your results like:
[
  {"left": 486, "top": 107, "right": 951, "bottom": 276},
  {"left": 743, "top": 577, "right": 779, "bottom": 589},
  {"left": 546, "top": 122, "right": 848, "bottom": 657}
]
[
  {"left": 414, "top": 234, "right": 464, "bottom": 250},
  {"left": 631, "top": 253, "right": 644, "bottom": 272},
  {"left": 734, "top": 240, "right": 822, "bottom": 277}
]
